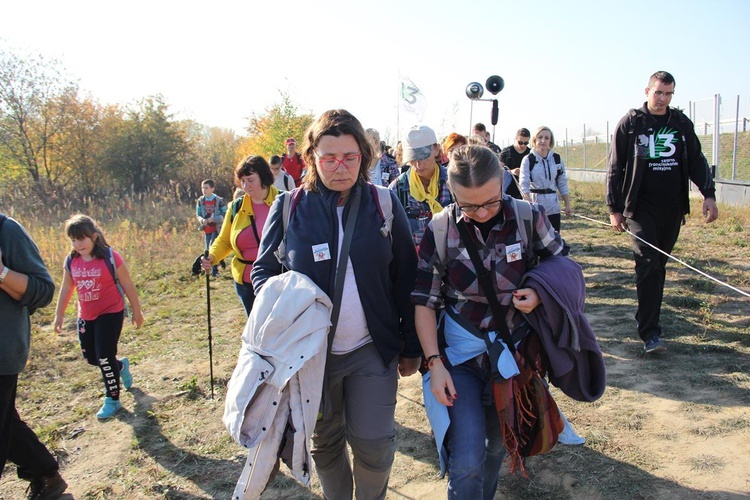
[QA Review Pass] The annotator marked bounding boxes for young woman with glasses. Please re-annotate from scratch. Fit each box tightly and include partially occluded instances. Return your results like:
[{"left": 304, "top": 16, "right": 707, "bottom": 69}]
[{"left": 412, "top": 145, "right": 565, "bottom": 499}]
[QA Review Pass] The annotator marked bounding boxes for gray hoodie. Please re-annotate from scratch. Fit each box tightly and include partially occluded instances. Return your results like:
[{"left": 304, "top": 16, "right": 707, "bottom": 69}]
[{"left": 0, "top": 215, "right": 55, "bottom": 376}]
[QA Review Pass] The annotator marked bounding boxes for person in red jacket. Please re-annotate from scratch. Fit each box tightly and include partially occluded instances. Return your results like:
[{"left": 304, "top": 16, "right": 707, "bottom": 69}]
[{"left": 281, "top": 137, "right": 306, "bottom": 187}]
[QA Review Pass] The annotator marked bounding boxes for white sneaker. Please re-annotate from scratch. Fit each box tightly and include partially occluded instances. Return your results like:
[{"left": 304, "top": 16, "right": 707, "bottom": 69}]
[{"left": 557, "top": 410, "right": 585, "bottom": 445}]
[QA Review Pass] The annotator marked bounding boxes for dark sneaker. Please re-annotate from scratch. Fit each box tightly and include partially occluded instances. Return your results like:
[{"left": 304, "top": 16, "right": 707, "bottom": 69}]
[
  {"left": 211, "top": 267, "right": 220, "bottom": 278},
  {"left": 644, "top": 336, "right": 666, "bottom": 353},
  {"left": 26, "top": 471, "right": 67, "bottom": 499},
  {"left": 219, "top": 259, "right": 226, "bottom": 270}
]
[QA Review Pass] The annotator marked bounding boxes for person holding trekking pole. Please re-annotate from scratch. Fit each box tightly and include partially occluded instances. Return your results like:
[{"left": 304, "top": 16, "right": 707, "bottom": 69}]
[
  {"left": 201, "top": 156, "right": 279, "bottom": 316},
  {"left": 53, "top": 214, "right": 143, "bottom": 420}
]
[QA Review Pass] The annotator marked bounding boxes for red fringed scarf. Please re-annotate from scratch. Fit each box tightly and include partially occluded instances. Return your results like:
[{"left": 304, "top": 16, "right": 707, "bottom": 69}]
[{"left": 493, "top": 333, "right": 564, "bottom": 476}]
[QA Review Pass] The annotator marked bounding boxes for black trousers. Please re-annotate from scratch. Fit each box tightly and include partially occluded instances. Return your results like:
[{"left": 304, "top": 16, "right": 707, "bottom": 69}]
[
  {"left": 547, "top": 213, "right": 562, "bottom": 233},
  {"left": 626, "top": 203, "right": 683, "bottom": 341},
  {"left": 0, "top": 374, "right": 59, "bottom": 480},
  {"left": 78, "top": 311, "right": 124, "bottom": 400}
]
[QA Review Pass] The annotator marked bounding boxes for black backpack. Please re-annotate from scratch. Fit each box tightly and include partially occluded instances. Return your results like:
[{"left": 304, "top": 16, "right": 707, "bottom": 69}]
[{"left": 528, "top": 153, "right": 563, "bottom": 180}]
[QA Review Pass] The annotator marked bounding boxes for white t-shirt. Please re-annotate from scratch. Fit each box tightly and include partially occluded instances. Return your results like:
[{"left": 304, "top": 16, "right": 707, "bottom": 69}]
[{"left": 330, "top": 206, "right": 371, "bottom": 354}]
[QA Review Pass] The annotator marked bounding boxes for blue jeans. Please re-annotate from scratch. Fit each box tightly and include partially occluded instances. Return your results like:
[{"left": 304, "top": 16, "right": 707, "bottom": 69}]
[
  {"left": 204, "top": 231, "right": 218, "bottom": 251},
  {"left": 234, "top": 281, "right": 255, "bottom": 316},
  {"left": 446, "top": 361, "right": 505, "bottom": 500}
]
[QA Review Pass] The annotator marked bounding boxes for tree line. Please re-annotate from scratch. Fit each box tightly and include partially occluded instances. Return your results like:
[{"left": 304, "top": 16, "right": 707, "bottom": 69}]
[{"left": 0, "top": 44, "right": 313, "bottom": 211}]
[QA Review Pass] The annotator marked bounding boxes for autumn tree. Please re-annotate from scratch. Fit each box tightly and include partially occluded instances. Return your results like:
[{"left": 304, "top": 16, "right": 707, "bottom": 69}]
[
  {"left": 100, "top": 95, "right": 186, "bottom": 193},
  {"left": 0, "top": 44, "right": 78, "bottom": 195},
  {"left": 238, "top": 91, "right": 313, "bottom": 160},
  {"left": 179, "top": 120, "right": 239, "bottom": 198}
]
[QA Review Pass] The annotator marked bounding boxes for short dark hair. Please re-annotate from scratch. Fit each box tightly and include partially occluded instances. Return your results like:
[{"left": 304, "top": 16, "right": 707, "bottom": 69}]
[
  {"left": 202, "top": 179, "right": 215, "bottom": 188},
  {"left": 269, "top": 155, "right": 282, "bottom": 166},
  {"left": 516, "top": 128, "right": 531, "bottom": 138},
  {"left": 472, "top": 123, "right": 487, "bottom": 133},
  {"left": 649, "top": 71, "right": 675, "bottom": 87},
  {"left": 235, "top": 155, "right": 274, "bottom": 189},
  {"left": 301, "top": 109, "right": 373, "bottom": 192},
  {"left": 447, "top": 145, "right": 501, "bottom": 189}
]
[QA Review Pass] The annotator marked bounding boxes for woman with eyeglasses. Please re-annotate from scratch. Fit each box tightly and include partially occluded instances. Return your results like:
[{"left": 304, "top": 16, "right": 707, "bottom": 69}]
[
  {"left": 412, "top": 145, "right": 565, "bottom": 499},
  {"left": 252, "top": 109, "right": 421, "bottom": 499},
  {"left": 201, "top": 155, "right": 279, "bottom": 315},
  {"left": 519, "top": 126, "right": 572, "bottom": 233}
]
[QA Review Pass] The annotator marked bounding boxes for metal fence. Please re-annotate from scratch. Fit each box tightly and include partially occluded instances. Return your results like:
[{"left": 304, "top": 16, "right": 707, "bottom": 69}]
[{"left": 500, "top": 94, "right": 750, "bottom": 183}]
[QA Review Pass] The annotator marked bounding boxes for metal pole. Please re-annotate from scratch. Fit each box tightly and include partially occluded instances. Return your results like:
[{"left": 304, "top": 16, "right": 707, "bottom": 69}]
[
  {"left": 204, "top": 251, "right": 215, "bottom": 400},
  {"left": 565, "top": 128, "right": 569, "bottom": 168},
  {"left": 713, "top": 94, "right": 720, "bottom": 175},
  {"left": 582, "top": 123, "right": 587, "bottom": 169},
  {"left": 733, "top": 95, "right": 740, "bottom": 180},
  {"left": 469, "top": 101, "right": 474, "bottom": 136},
  {"left": 606, "top": 121, "right": 610, "bottom": 168}
]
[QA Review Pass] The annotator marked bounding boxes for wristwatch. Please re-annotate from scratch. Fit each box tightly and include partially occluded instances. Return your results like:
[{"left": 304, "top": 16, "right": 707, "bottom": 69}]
[{"left": 0, "top": 265, "right": 9, "bottom": 284}]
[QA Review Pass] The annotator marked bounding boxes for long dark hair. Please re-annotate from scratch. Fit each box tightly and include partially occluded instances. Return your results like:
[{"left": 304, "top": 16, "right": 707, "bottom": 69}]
[{"left": 64, "top": 214, "right": 110, "bottom": 260}]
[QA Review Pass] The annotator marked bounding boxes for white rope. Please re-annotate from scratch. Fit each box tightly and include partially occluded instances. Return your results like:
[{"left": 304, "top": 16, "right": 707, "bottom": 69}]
[{"left": 572, "top": 213, "right": 750, "bottom": 299}]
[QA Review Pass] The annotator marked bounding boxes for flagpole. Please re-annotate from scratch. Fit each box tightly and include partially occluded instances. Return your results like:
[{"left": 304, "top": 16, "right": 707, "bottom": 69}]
[{"left": 396, "top": 71, "right": 401, "bottom": 142}]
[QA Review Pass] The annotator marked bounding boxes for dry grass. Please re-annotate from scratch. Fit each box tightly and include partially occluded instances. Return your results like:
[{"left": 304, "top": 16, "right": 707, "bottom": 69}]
[{"left": 2, "top": 181, "right": 749, "bottom": 499}]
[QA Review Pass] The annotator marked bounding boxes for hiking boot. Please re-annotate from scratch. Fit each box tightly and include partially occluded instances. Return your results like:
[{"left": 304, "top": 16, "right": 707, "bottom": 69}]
[
  {"left": 219, "top": 259, "right": 226, "bottom": 270},
  {"left": 96, "top": 397, "right": 122, "bottom": 419},
  {"left": 26, "top": 471, "right": 67, "bottom": 499},
  {"left": 211, "top": 267, "right": 220, "bottom": 278},
  {"left": 644, "top": 336, "right": 666, "bottom": 353},
  {"left": 120, "top": 357, "right": 133, "bottom": 390}
]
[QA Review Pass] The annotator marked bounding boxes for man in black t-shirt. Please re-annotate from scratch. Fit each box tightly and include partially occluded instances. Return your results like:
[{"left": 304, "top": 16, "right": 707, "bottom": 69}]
[
  {"left": 606, "top": 71, "right": 718, "bottom": 354},
  {"left": 499, "top": 127, "right": 531, "bottom": 199}
]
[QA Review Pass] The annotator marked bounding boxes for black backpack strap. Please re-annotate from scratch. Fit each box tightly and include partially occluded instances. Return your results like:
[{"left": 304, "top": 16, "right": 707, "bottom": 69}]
[
  {"left": 553, "top": 153, "right": 563, "bottom": 179},
  {"left": 454, "top": 217, "right": 515, "bottom": 353}
]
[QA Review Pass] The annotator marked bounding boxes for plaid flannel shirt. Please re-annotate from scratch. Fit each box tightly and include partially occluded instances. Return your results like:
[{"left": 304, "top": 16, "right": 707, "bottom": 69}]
[
  {"left": 411, "top": 201, "right": 563, "bottom": 332},
  {"left": 389, "top": 164, "right": 453, "bottom": 247}
]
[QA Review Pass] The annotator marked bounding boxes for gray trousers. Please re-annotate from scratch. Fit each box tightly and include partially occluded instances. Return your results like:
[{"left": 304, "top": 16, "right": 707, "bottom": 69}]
[{"left": 312, "top": 342, "right": 398, "bottom": 500}]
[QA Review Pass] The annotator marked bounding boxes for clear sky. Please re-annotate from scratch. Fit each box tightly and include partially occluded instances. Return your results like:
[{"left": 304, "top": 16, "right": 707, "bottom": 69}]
[{"left": 2, "top": 0, "right": 749, "bottom": 147}]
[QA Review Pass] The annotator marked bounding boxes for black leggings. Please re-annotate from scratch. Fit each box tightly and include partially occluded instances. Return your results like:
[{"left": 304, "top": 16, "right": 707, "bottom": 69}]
[{"left": 78, "top": 311, "right": 124, "bottom": 400}]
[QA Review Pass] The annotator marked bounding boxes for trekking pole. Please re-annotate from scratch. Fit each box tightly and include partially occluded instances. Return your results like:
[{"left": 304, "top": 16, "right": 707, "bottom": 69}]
[{"left": 204, "top": 251, "right": 215, "bottom": 399}]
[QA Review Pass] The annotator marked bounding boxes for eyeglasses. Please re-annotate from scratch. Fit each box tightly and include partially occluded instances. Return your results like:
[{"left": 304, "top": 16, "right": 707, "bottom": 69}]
[
  {"left": 316, "top": 153, "right": 362, "bottom": 171},
  {"left": 456, "top": 197, "right": 503, "bottom": 214},
  {"left": 517, "top": 141, "right": 529, "bottom": 146}
]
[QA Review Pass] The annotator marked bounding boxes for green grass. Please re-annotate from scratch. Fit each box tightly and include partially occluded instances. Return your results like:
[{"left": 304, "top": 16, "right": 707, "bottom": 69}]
[{"left": 559, "top": 130, "right": 750, "bottom": 181}]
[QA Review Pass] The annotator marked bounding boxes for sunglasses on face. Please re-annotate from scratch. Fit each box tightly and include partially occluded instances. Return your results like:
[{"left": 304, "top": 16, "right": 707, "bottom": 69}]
[{"left": 517, "top": 141, "right": 529, "bottom": 146}]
